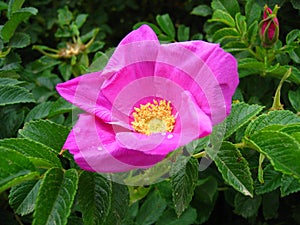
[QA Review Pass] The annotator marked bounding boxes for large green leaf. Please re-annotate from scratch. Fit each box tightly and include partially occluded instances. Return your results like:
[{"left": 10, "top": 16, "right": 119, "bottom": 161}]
[
  {"left": 245, "top": 110, "right": 300, "bottom": 136},
  {"left": 246, "top": 131, "right": 300, "bottom": 179},
  {"left": 209, "top": 9, "right": 235, "bottom": 27},
  {"left": 18, "top": 120, "right": 70, "bottom": 152},
  {"left": 9, "top": 179, "right": 41, "bottom": 216},
  {"left": 225, "top": 102, "right": 264, "bottom": 139},
  {"left": 0, "top": 85, "right": 35, "bottom": 106},
  {"left": 280, "top": 174, "right": 300, "bottom": 197},
  {"left": 156, "top": 14, "right": 175, "bottom": 39},
  {"left": 7, "top": 0, "right": 25, "bottom": 19},
  {"left": 0, "top": 138, "right": 61, "bottom": 168},
  {"left": 206, "top": 141, "right": 253, "bottom": 197},
  {"left": 77, "top": 171, "right": 112, "bottom": 225},
  {"left": 170, "top": 157, "right": 198, "bottom": 217},
  {"left": 136, "top": 190, "right": 167, "bottom": 225},
  {"left": 33, "top": 168, "right": 78, "bottom": 225},
  {"left": 24, "top": 102, "right": 54, "bottom": 122},
  {"left": 8, "top": 32, "right": 30, "bottom": 48},
  {"left": 238, "top": 58, "right": 265, "bottom": 78},
  {"left": 0, "top": 148, "right": 39, "bottom": 193}
]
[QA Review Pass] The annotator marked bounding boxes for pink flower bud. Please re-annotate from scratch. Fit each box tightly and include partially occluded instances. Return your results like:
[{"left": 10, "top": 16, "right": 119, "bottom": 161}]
[{"left": 259, "top": 5, "right": 280, "bottom": 48}]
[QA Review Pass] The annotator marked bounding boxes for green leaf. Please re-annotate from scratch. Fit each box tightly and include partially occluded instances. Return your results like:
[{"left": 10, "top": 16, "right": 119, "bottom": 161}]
[
  {"left": 225, "top": 102, "right": 264, "bottom": 139},
  {"left": 280, "top": 174, "right": 300, "bottom": 197},
  {"left": 156, "top": 207, "right": 197, "bottom": 225},
  {"left": 7, "top": 0, "right": 25, "bottom": 19},
  {"left": 0, "top": 148, "right": 39, "bottom": 193},
  {"left": 19, "top": 120, "right": 70, "bottom": 152},
  {"left": 289, "top": 88, "right": 300, "bottom": 112},
  {"left": 262, "top": 191, "right": 279, "bottom": 220},
  {"left": 291, "top": 0, "right": 300, "bottom": 9},
  {"left": 286, "top": 29, "right": 300, "bottom": 45},
  {"left": 177, "top": 25, "right": 190, "bottom": 42},
  {"left": 246, "top": 131, "right": 300, "bottom": 179},
  {"left": 211, "top": 0, "right": 240, "bottom": 17},
  {"left": 255, "top": 164, "right": 282, "bottom": 195},
  {"left": 57, "top": 6, "right": 73, "bottom": 26},
  {"left": 25, "top": 102, "right": 54, "bottom": 122},
  {"left": 48, "top": 97, "right": 75, "bottom": 118},
  {"left": 105, "top": 183, "right": 129, "bottom": 225},
  {"left": 9, "top": 179, "right": 41, "bottom": 216},
  {"left": 245, "top": 110, "right": 300, "bottom": 136},
  {"left": 209, "top": 9, "right": 236, "bottom": 27},
  {"left": 77, "top": 171, "right": 112, "bottom": 225},
  {"left": 0, "top": 78, "right": 24, "bottom": 86},
  {"left": 213, "top": 27, "right": 240, "bottom": 43},
  {"left": 238, "top": 58, "right": 265, "bottom": 78},
  {"left": 206, "top": 141, "right": 253, "bottom": 197},
  {"left": 8, "top": 32, "right": 30, "bottom": 48},
  {"left": 247, "top": 21, "right": 258, "bottom": 44},
  {"left": 0, "top": 138, "right": 61, "bottom": 168},
  {"left": 234, "top": 193, "right": 262, "bottom": 218},
  {"left": 136, "top": 190, "right": 167, "bottom": 225},
  {"left": 1, "top": 7, "right": 38, "bottom": 41},
  {"left": 58, "top": 62, "right": 72, "bottom": 81},
  {"left": 33, "top": 168, "right": 78, "bottom": 225},
  {"left": 235, "top": 13, "right": 247, "bottom": 35},
  {"left": 171, "top": 157, "right": 198, "bottom": 217},
  {"left": 0, "top": 105, "right": 25, "bottom": 138},
  {"left": 245, "top": 0, "right": 261, "bottom": 26},
  {"left": 0, "top": 85, "right": 35, "bottom": 106},
  {"left": 156, "top": 14, "right": 175, "bottom": 39},
  {"left": 75, "top": 14, "right": 88, "bottom": 29},
  {"left": 191, "top": 4, "right": 212, "bottom": 17}
]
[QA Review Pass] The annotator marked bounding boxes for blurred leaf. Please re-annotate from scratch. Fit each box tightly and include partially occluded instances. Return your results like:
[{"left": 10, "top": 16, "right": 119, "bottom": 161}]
[
  {"left": 7, "top": 0, "right": 25, "bottom": 19},
  {"left": 234, "top": 193, "right": 262, "bottom": 218},
  {"left": 156, "top": 207, "right": 197, "bottom": 225},
  {"left": 156, "top": 14, "right": 175, "bottom": 39},
  {"left": 0, "top": 148, "right": 39, "bottom": 193},
  {"left": 291, "top": 0, "right": 300, "bottom": 9},
  {"left": 209, "top": 9, "right": 236, "bottom": 27},
  {"left": 280, "top": 174, "right": 300, "bottom": 197},
  {"left": 136, "top": 190, "right": 167, "bottom": 225},
  {"left": 25, "top": 101, "right": 54, "bottom": 122},
  {"left": 57, "top": 6, "right": 73, "bottom": 26},
  {"left": 245, "top": 0, "right": 261, "bottom": 26},
  {"left": 191, "top": 4, "right": 212, "bottom": 17},
  {"left": 8, "top": 32, "right": 30, "bottom": 48},
  {"left": 0, "top": 85, "right": 35, "bottom": 106},
  {"left": 1, "top": 7, "right": 38, "bottom": 41},
  {"left": 211, "top": 0, "right": 240, "bottom": 17},
  {"left": 0, "top": 77, "right": 24, "bottom": 86},
  {"left": 246, "top": 131, "right": 300, "bottom": 179},
  {"left": 18, "top": 119, "right": 70, "bottom": 152},
  {"left": 207, "top": 141, "right": 253, "bottom": 197},
  {"left": 171, "top": 157, "right": 198, "bottom": 217},
  {"left": 77, "top": 171, "right": 112, "bottom": 225},
  {"left": 33, "top": 168, "right": 78, "bottom": 225},
  {"left": 225, "top": 102, "right": 264, "bottom": 139},
  {"left": 58, "top": 62, "right": 72, "bottom": 81},
  {"left": 286, "top": 29, "right": 300, "bottom": 45},
  {"left": 0, "top": 105, "right": 25, "bottom": 138},
  {"left": 9, "top": 179, "right": 41, "bottom": 216},
  {"left": 262, "top": 191, "right": 279, "bottom": 220},
  {"left": 0, "top": 138, "right": 61, "bottom": 167},
  {"left": 245, "top": 110, "right": 300, "bottom": 136},
  {"left": 177, "top": 25, "right": 190, "bottom": 42},
  {"left": 75, "top": 14, "right": 88, "bottom": 29}
]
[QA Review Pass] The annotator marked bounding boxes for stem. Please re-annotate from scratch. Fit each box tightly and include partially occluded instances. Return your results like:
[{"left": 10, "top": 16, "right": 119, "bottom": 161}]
[
  {"left": 258, "top": 153, "right": 265, "bottom": 184},
  {"left": 234, "top": 142, "right": 246, "bottom": 149},
  {"left": 192, "top": 151, "right": 206, "bottom": 159}
]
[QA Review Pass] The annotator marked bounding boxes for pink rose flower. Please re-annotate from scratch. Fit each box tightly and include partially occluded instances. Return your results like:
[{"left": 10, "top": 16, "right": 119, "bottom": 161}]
[
  {"left": 260, "top": 5, "right": 280, "bottom": 48},
  {"left": 56, "top": 25, "right": 239, "bottom": 173}
]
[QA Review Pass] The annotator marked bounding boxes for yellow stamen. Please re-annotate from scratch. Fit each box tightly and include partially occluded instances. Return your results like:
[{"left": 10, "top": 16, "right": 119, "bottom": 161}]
[{"left": 131, "top": 99, "right": 175, "bottom": 135}]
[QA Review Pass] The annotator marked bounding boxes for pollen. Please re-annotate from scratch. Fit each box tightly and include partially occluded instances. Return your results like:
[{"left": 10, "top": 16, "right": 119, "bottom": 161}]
[{"left": 131, "top": 99, "right": 175, "bottom": 135}]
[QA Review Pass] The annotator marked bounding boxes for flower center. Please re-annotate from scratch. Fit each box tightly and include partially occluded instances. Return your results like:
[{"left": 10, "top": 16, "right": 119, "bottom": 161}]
[{"left": 131, "top": 99, "right": 175, "bottom": 135}]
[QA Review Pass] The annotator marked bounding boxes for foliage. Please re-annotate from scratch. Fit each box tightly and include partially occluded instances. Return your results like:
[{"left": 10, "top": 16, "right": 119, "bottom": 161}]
[{"left": 1, "top": 0, "right": 300, "bottom": 225}]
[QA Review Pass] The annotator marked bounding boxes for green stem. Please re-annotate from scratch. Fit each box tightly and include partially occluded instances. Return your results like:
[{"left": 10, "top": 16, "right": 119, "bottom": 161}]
[
  {"left": 192, "top": 151, "right": 206, "bottom": 159},
  {"left": 258, "top": 153, "right": 265, "bottom": 184}
]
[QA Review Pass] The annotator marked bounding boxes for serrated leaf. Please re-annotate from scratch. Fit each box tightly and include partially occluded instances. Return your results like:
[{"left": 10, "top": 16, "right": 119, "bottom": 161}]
[
  {"left": 289, "top": 88, "right": 300, "bottom": 112},
  {"left": 105, "top": 183, "right": 129, "bottom": 225},
  {"left": 0, "top": 78, "right": 24, "bottom": 86},
  {"left": 191, "top": 4, "right": 212, "bottom": 17},
  {"left": 25, "top": 102, "right": 54, "bottom": 122},
  {"left": 171, "top": 157, "right": 199, "bottom": 216},
  {"left": 209, "top": 9, "right": 235, "bottom": 27},
  {"left": 225, "top": 102, "right": 264, "bottom": 139},
  {"left": 255, "top": 164, "right": 282, "bottom": 195},
  {"left": 1, "top": 7, "right": 38, "bottom": 41},
  {"left": 0, "top": 148, "right": 39, "bottom": 193},
  {"left": 19, "top": 120, "right": 70, "bottom": 152},
  {"left": 213, "top": 27, "right": 240, "bottom": 43},
  {"left": 48, "top": 97, "right": 75, "bottom": 118},
  {"left": 0, "top": 138, "right": 61, "bottom": 168},
  {"left": 8, "top": 32, "right": 30, "bottom": 48},
  {"left": 234, "top": 193, "right": 262, "bottom": 218},
  {"left": 206, "top": 141, "right": 253, "bottom": 197},
  {"left": 156, "top": 14, "right": 175, "bottom": 39},
  {"left": 246, "top": 131, "right": 300, "bottom": 179},
  {"left": 238, "top": 58, "right": 265, "bottom": 78},
  {"left": 0, "top": 85, "right": 35, "bottom": 106},
  {"left": 77, "top": 171, "right": 112, "bottom": 225},
  {"left": 211, "top": 0, "right": 240, "bottom": 17},
  {"left": 136, "top": 190, "right": 167, "bottom": 225},
  {"left": 9, "top": 179, "right": 41, "bottom": 216},
  {"left": 33, "top": 168, "right": 78, "bottom": 225},
  {"left": 245, "top": 110, "right": 300, "bottom": 136},
  {"left": 280, "top": 174, "right": 300, "bottom": 197}
]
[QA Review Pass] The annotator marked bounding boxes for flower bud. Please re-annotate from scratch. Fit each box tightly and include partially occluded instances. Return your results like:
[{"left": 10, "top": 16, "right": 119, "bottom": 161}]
[{"left": 259, "top": 5, "right": 280, "bottom": 48}]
